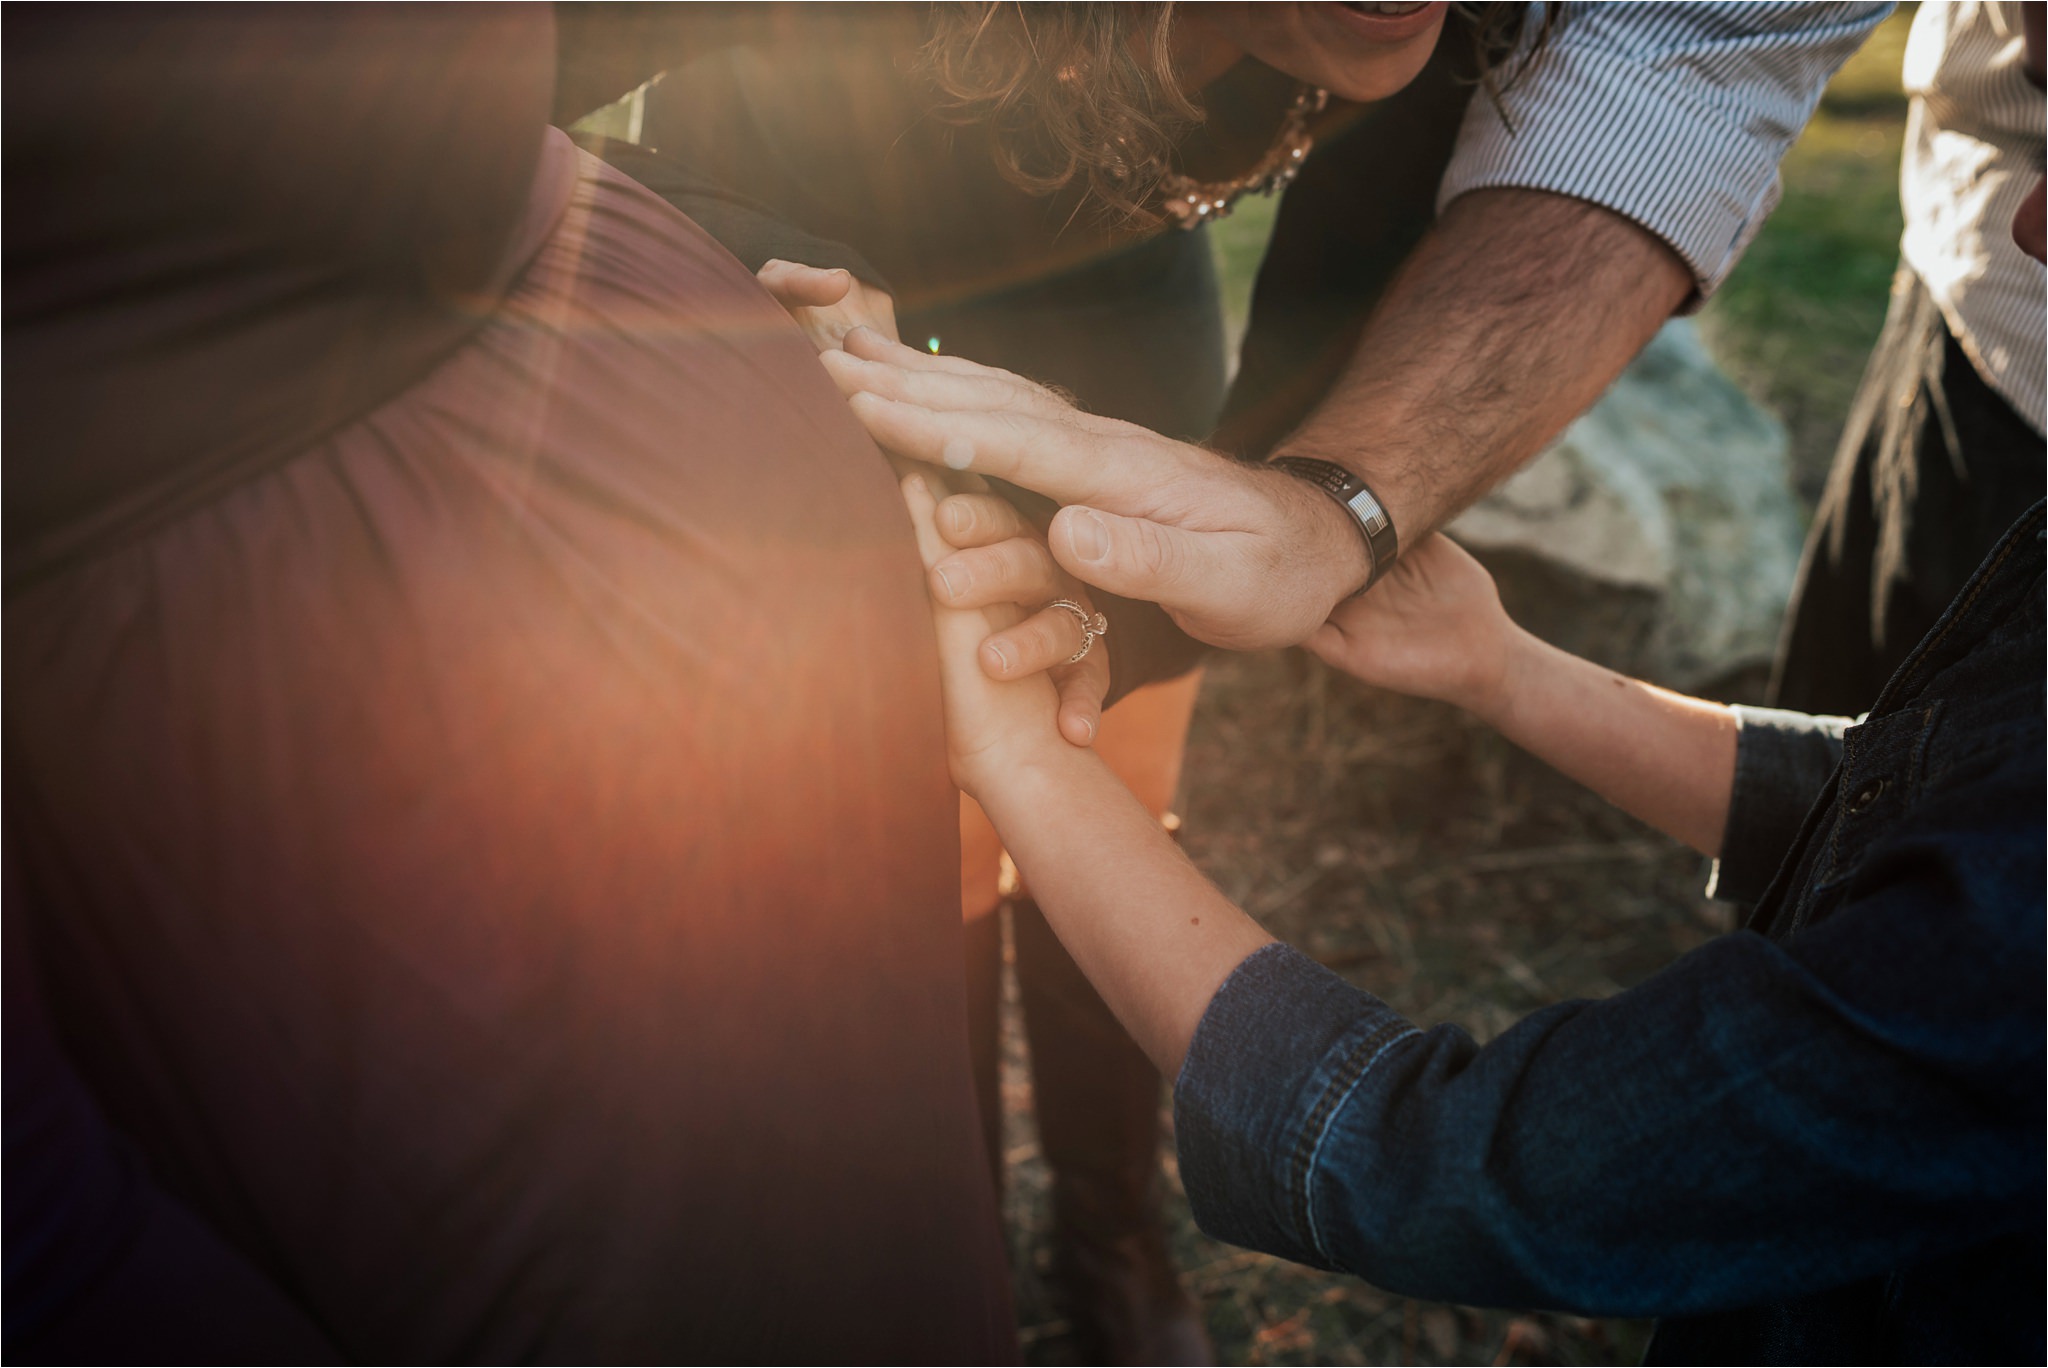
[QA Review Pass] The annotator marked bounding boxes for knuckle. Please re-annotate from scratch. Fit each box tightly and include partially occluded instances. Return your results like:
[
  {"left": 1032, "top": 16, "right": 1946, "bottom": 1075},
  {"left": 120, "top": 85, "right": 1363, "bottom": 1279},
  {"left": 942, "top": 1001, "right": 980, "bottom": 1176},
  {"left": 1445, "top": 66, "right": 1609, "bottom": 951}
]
[
  {"left": 1021, "top": 614, "right": 1071, "bottom": 665},
  {"left": 987, "top": 540, "right": 1031, "bottom": 588},
  {"left": 1064, "top": 647, "right": 1109, "bottom": 696},
  {"left": 983, "top": 497, "right": 1026, "bottom": 541},
  {"left": 990, "top": 629, "right": 1037, "bottom": 675},
  {"left": 1010, "top": 538, "right": 1057, "bottom": 589},
  {"left": 1133, "top": 520, "right": 1178, "bottom": 582}
]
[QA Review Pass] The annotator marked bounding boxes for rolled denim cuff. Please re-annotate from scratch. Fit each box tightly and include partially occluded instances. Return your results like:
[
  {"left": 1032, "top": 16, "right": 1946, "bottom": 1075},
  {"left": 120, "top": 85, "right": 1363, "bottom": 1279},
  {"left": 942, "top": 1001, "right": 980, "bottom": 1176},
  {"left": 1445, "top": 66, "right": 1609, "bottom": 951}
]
[
  {"left": 1707, "top": 704, "right": 1851, "bottom": 902},
  {"left": 1174, "top": 943, "right": 1419, "bottom": 1270}
]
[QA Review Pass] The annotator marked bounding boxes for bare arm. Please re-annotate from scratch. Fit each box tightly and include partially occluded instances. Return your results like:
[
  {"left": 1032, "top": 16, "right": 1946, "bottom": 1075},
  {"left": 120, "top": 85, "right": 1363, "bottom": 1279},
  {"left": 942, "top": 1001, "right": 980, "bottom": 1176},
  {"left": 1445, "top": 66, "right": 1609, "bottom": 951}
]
[
  {"left": 1276, "top": 190, "right": 1693, "bottom": 544},
  {"left": 1483, "top": 633, "right": 1738, "bottom": 858},
  {"left": 895, "top": 474, "right": 1268, "bottom": 1078},
  {"left": 981, "top": 752, "right": 1271, "bottom": 1079}
]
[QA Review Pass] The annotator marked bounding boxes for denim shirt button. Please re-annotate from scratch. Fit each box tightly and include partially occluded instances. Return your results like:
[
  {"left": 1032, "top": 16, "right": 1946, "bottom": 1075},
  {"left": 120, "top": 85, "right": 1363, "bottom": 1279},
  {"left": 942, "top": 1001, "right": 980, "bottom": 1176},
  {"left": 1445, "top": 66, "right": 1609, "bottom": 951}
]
[{"left": 1848, "top": 776, "right": 1888, "bottom": 812}]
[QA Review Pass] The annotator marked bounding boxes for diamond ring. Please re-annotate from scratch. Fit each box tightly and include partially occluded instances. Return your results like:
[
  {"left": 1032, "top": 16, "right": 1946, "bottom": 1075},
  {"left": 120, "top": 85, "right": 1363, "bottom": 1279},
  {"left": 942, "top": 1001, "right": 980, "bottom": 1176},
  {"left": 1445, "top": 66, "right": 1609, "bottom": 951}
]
[{"left": 1046, "top": 599, "right": 1109, "bottom": 664}]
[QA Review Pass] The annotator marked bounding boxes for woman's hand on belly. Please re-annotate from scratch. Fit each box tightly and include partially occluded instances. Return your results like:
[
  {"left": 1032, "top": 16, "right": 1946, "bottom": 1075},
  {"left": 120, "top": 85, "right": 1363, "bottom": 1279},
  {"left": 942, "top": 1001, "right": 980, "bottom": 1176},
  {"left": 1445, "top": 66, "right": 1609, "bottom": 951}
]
[{"left": 756, "top": 259, "right": 901, "bottom": 352}]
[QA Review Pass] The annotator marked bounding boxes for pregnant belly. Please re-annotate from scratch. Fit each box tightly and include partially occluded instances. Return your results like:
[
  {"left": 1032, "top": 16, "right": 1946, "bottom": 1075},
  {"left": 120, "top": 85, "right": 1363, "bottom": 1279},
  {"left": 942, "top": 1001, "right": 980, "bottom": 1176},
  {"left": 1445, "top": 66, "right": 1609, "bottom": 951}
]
[{"left": 4, "top": 143, "right": 1009, "bottom": 1360}]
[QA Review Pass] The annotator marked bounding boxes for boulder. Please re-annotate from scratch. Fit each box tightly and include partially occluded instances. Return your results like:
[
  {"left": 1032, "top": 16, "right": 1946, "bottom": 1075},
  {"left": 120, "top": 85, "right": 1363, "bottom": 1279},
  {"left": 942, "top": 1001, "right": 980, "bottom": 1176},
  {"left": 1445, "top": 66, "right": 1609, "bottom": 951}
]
[{"left": 1448, "top": 319, "right": 1804, "bottom": 690}]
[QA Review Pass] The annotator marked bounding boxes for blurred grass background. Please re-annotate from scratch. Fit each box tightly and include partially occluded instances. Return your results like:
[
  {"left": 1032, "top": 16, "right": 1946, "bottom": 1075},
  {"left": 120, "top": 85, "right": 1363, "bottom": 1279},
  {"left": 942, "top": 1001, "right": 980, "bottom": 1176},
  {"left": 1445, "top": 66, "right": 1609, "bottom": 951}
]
[
  {"left": 1004, "top": 13, "right": 1919, "bottom": 1368},
  {"left": 1696, "top": 10, "right": 1911, "bottom": 504}
]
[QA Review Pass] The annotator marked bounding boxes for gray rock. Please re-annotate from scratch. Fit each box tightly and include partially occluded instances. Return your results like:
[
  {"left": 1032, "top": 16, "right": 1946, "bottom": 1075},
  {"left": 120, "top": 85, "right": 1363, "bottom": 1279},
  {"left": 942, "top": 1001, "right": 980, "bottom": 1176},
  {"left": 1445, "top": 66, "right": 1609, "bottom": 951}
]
[{"left": 1448, "top": 320, "right": 1803, "bottom": 689}]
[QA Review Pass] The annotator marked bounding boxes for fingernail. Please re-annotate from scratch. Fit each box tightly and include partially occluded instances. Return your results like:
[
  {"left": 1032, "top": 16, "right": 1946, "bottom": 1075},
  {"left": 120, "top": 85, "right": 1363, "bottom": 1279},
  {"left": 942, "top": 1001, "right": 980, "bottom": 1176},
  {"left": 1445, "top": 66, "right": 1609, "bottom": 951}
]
[
  {"left": 1082, "top": 714, "right": 1097, "bottom": 742},
  {"left": 1071, "top": 510, "right": 1109, "bottom": 562},
  {"left": 942, "top": 437, "right": 975, "bottom": 471},
  {"left": 934, "top": 564, "right": 966, "bottom": 599},
  {"left": 987, "top": 641, "right": 1014, "bottom": 675}
]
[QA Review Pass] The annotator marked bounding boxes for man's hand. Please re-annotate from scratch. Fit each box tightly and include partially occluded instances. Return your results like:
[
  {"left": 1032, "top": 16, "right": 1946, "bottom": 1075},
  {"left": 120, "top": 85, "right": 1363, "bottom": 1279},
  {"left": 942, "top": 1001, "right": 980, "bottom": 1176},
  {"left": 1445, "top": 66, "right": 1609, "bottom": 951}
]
[
  {"left": 756, "top": 259, "right": 900, "bottom": 353},
  {"left": 822, "top": 329, "right": 1373, "bottom": 652}
]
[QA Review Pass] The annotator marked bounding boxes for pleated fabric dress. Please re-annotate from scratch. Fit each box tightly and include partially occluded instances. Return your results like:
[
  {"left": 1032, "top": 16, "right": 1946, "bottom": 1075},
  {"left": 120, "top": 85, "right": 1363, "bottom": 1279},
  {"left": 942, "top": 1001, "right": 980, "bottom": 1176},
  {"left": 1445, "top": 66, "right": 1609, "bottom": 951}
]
[{"left": 4, "top": 6, "right": 1014, "bottom": 1361}]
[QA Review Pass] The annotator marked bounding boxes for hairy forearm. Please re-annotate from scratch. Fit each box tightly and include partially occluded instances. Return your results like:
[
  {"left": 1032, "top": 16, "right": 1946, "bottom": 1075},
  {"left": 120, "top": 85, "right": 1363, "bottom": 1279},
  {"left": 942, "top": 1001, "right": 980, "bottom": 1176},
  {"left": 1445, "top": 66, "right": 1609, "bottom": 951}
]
[
  {"left": 1481, "top": 629, "right": 1739, "bottom": 857},
  {"left": 976, "top": 752, "right": 1272, "bottom": 1078},
  {"left": 1278, "top": 190, "right": 1692, "bottom": 539}
]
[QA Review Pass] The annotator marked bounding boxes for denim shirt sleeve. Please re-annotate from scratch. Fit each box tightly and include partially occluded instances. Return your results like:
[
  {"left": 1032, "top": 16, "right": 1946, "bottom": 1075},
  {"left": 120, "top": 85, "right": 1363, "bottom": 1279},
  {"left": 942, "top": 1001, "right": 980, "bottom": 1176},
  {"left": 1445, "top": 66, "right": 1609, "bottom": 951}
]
[
  {"left": 1172, "top": 944, "right": 1419, "bottom": 1271},
  {"left": 1175, "top": 774, "right": 2044, "bottom": 1318},
  {"left": 1707, "top": 704, "right": 1851, "bottom": 903}
]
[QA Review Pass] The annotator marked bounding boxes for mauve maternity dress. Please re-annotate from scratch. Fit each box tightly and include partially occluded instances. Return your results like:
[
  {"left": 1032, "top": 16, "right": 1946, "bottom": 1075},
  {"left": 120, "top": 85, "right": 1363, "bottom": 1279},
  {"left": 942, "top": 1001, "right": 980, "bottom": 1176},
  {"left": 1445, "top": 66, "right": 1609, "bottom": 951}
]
[{"left": 3, "top": 6, "right": 1012, "bottom": 1361}]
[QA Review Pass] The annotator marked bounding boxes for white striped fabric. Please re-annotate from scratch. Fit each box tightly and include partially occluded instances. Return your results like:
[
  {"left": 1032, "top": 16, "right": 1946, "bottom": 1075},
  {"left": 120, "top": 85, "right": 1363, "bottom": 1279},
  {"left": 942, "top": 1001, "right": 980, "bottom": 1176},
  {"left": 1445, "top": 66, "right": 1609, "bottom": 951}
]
[
  {"left": 1901, "top": 1, "right": 2046, "bottom": 436},
  {"left": 1437, "top": 2, "right": 1890, "bottom": 299}
]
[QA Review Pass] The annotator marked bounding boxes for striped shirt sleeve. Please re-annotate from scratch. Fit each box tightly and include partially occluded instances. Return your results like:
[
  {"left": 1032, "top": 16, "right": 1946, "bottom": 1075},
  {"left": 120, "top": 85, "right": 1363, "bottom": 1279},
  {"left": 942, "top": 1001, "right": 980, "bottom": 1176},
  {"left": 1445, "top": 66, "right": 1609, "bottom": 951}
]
[{"left": 1439, "top": 2, "right": 1892, "bottom": 298}]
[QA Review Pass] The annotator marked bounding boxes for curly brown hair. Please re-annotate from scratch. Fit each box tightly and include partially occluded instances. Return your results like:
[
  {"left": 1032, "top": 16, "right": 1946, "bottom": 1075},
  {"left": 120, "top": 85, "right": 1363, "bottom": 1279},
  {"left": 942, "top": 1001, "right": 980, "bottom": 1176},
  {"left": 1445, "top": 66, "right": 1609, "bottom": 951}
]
[{"left": 920, "top": 2, "right": 1557, "bottom": 226}]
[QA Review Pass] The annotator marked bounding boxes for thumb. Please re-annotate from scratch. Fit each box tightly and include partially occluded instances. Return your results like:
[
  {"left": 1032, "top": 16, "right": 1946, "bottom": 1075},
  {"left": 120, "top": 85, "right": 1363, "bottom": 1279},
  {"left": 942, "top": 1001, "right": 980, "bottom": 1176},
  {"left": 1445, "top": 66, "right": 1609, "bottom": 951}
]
[
  {"left": 757, "top": 260, "right": 853, "bottom": 308},
  {"left": 1303, "top": 620, "right": 1359, "bottom": 672},
  {"left": 1049, "top": 505, "right": 1217, "bottom": 605}
]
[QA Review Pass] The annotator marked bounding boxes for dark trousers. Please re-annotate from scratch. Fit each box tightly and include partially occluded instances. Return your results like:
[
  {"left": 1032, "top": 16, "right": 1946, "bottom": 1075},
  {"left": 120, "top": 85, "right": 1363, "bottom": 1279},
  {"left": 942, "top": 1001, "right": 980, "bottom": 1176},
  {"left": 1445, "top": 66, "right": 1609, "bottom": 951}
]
[{"left": 1772, "top": 265, "right": 2047, "bottom": 715}]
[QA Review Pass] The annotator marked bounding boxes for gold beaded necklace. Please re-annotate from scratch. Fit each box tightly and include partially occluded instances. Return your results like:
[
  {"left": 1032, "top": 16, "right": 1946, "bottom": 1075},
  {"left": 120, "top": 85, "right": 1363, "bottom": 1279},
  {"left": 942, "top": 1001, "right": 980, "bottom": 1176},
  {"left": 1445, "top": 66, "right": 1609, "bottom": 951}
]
[{"left": 1156, "top": 84, "right": 1329, "bottom": 229}]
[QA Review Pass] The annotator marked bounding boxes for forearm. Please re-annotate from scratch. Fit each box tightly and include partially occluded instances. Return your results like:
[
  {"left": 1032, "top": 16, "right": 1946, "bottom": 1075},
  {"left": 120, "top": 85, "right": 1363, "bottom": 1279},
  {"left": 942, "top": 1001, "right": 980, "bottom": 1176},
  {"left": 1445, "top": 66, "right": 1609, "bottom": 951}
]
[
  {"left": 1481, "top": 627, "right": 1738, "bottom": 857},
  {"left": 974, "top": 751, "right": 1272, "bottom": 1078},
  {"left": 1277, "top": 190, "right": 1691, "bottom": 541}
]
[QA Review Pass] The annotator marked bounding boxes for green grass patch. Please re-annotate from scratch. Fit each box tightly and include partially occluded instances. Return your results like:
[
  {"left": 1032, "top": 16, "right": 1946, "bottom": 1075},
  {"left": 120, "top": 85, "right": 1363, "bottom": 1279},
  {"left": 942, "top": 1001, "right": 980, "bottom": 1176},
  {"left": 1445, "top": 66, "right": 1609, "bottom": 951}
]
[{"left": 1696, "top": 7, "right": 1913, "bottom": 504}]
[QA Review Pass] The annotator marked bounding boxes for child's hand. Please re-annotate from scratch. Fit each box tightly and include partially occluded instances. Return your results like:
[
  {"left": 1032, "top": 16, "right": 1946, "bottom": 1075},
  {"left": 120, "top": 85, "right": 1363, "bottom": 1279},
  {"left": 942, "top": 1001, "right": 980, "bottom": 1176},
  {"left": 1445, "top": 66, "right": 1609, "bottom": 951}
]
[
  {"left": 1305, "top": 534, "right": 1518, "bottom": 719},
  {"left": 756, "top": 259, "right": 900, "bottom": 353},
  {"left": 900, "top": 473, "right": 1068, "bottom": 796}
]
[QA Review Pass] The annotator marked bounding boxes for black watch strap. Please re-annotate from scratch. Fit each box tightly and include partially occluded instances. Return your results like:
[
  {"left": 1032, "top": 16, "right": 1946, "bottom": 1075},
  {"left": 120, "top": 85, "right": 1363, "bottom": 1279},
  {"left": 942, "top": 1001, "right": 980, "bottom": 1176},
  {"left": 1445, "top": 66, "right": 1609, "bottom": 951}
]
[{"left": 1269, "top": 456, "right": 1399, "bottom": 593}]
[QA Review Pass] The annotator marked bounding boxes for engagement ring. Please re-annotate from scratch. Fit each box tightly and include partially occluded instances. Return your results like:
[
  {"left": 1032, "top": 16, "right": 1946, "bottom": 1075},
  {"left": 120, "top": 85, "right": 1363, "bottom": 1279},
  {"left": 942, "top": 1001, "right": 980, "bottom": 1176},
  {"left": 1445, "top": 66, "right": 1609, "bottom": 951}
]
[{"left": 1047, "top": 599, "right": 1109, "bottom": 664}]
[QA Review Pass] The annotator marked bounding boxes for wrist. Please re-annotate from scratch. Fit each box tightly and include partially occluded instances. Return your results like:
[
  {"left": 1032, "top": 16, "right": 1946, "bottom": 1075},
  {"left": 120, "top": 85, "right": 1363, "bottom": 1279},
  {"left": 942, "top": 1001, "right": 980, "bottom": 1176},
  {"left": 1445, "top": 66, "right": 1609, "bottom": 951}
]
[
  {"left": 1268, "top": 466, "right": 1373, "bottom": 605},
  {"left": 955, "top": 728, "right": 1091, "bottom": 807},
  {"left": 1274, "top": 424, "right": 1432, "bottom": 544},
  {"left": 1465, "top": 623, "right": 1543, "bottom": 732}
]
